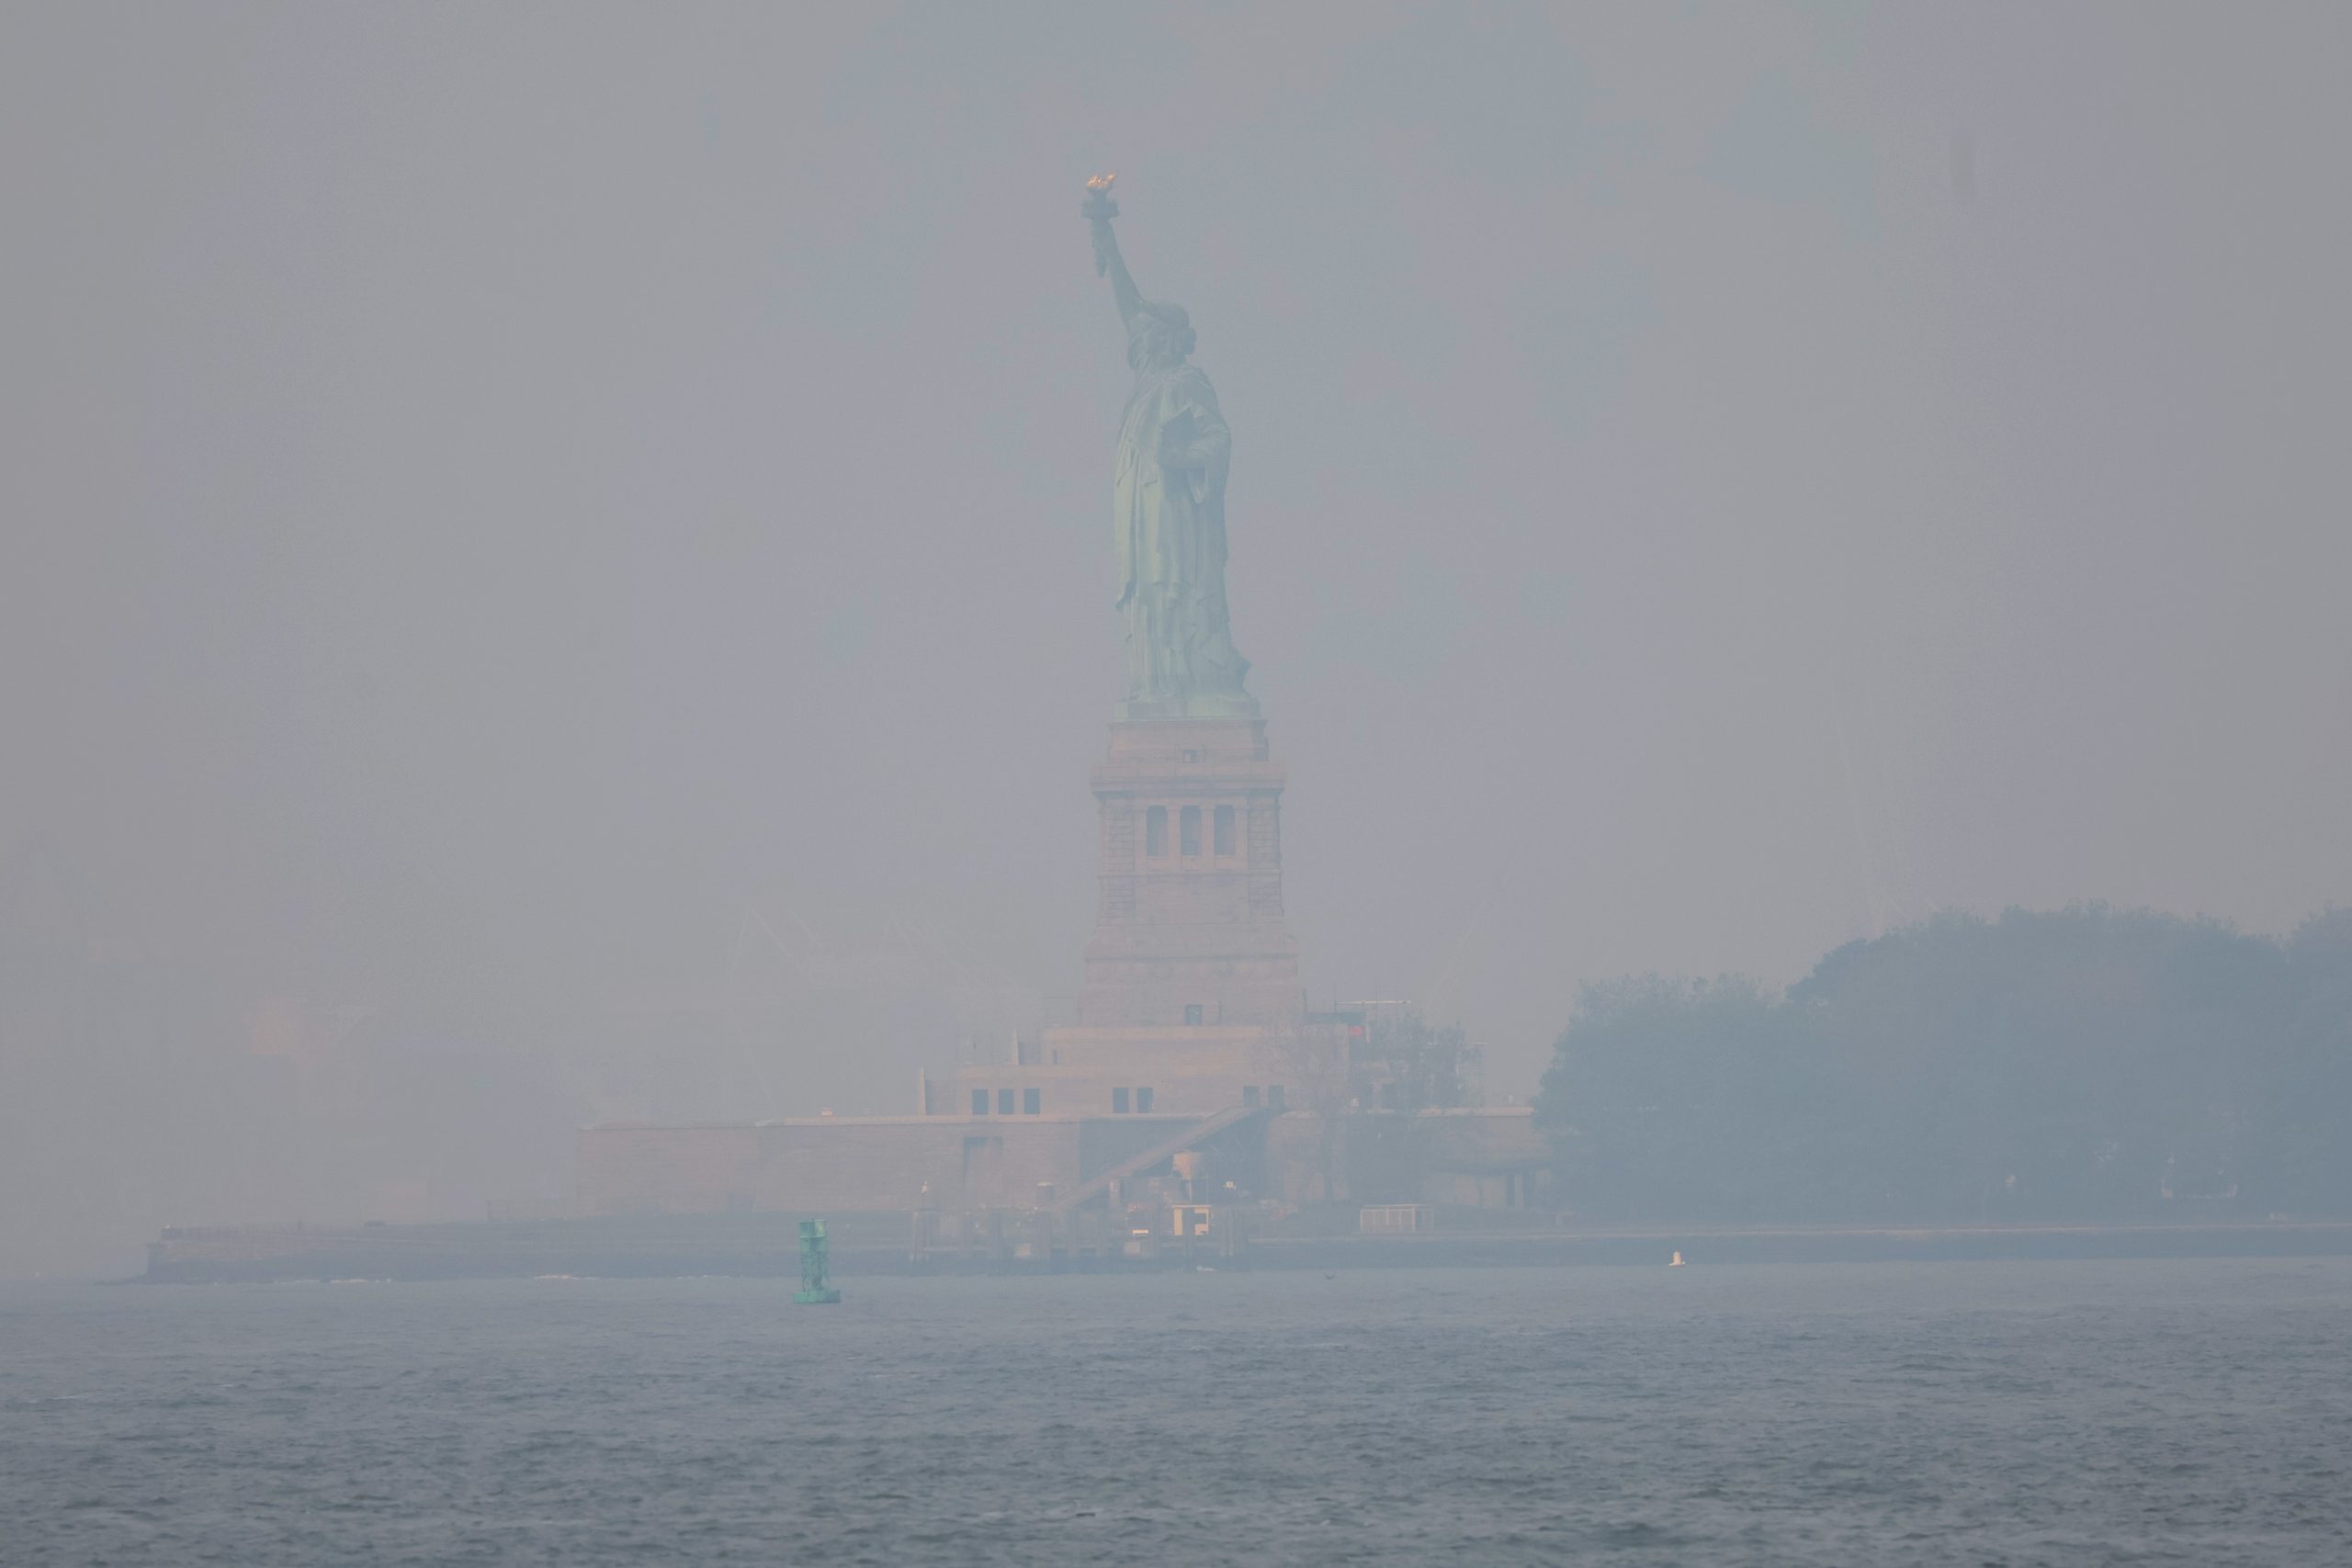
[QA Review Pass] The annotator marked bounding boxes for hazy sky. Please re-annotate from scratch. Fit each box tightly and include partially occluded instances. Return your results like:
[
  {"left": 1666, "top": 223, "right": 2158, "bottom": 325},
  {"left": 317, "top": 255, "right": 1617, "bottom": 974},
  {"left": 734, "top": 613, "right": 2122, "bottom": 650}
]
[{"left": 4, "top": 4, "right": 2347, "bottom": 1265}]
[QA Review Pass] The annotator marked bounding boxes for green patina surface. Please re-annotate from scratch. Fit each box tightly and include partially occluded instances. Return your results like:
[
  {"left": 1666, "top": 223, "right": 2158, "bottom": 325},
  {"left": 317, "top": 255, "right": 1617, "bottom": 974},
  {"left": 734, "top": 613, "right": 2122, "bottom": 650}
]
[{"left": 1085, "top": 178, "right": 1256, "bottom": 720}]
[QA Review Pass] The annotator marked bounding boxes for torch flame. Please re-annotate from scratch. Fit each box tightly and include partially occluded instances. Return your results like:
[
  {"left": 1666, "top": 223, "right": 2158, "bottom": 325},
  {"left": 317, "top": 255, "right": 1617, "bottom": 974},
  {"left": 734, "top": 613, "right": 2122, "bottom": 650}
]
[{"left": 1087, "top": 172, "right": 1117, "bottom": 192}]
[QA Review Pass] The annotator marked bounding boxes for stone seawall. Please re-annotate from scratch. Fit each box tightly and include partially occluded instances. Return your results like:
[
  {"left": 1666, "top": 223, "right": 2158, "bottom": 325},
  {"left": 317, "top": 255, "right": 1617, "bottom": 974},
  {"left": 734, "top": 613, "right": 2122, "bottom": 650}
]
[{"left": 141, "top": 1213, "right": 2352, "bottom": 1283}]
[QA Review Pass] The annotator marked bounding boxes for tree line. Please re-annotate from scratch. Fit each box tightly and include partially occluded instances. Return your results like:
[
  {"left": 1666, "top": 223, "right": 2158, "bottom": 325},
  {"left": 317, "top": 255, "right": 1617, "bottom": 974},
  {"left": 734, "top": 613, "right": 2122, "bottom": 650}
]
[{"left": 1535, "top": 905, "right": 2352, "bottom": 1224}]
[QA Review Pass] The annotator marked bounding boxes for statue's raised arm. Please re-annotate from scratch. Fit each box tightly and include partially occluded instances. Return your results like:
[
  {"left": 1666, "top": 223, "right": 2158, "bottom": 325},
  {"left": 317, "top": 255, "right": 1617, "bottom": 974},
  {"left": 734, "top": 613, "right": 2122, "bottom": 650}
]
[{"left": 1082, "top": 174, "right": 1146, "bottom": 330}]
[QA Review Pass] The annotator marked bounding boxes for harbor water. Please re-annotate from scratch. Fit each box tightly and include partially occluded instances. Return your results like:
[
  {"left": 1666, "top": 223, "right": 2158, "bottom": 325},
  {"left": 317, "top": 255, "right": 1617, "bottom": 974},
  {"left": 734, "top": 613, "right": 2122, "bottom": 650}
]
[{"left": 5, "top": 1258, "right": 2348, "bottom": 1564}]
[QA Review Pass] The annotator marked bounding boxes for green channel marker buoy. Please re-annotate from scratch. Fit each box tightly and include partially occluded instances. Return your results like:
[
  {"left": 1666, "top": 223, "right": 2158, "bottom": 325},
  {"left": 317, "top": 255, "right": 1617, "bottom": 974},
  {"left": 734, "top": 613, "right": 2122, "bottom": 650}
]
[{"left": 794, "top": 1217, "right": 841, "bottom": 1304}]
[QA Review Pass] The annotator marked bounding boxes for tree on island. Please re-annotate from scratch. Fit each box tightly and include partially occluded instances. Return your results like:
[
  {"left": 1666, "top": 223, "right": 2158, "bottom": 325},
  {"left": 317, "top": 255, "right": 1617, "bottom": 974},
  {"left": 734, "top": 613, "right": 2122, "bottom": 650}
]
[
  {"left": 1535, "top": 905, "right": 2352, "bottom": 1224},
  {"left": 1357, "top": 1009, "right": 1478, "bottom": 1111},
  {"left": 1267, "top": 1009, "right": 1479, "bottom": 1202}
]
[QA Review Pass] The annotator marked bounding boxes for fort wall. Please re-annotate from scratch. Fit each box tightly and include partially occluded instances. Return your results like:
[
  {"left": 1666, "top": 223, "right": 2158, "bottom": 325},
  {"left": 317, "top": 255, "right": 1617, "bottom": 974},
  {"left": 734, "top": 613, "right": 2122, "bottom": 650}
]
[{"left": 576, "top": 1108, "right": 1550, "bottom": 1218}]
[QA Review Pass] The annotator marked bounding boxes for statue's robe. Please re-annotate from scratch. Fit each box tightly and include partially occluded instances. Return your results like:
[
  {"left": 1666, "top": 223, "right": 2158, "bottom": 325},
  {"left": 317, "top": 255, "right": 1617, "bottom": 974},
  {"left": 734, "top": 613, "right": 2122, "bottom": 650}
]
[{"left": 1114, "top": 361, "right": 1250, "bottom": 706}]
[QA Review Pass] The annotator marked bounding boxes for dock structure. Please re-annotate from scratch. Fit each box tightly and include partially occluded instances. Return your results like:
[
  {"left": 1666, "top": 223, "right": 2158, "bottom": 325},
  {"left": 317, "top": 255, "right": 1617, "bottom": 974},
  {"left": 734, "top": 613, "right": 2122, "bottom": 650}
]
[{"left": 1047, "top": 1105, "right": 1267, "bottom": 1219}]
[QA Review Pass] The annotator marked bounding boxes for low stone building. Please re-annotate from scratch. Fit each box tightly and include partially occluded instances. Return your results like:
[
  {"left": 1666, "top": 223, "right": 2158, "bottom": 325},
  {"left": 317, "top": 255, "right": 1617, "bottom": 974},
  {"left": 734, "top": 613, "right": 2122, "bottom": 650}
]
[{"left": 576, "top": 1113, "right": 1192, "bottom": 1217}]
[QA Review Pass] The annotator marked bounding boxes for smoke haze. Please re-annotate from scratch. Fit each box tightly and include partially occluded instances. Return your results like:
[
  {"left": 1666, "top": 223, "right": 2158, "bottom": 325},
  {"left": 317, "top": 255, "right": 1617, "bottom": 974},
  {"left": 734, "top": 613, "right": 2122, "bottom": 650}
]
[{"left": 3, "top": 3, "right": 2346, "bottom": 1274}]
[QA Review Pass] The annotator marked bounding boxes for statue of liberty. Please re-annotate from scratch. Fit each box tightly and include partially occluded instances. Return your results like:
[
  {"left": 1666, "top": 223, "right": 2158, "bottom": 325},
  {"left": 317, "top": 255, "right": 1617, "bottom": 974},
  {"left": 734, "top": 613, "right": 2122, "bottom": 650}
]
[{"left": 1083, "top": 175, "right": 1253, "bottom": 716}]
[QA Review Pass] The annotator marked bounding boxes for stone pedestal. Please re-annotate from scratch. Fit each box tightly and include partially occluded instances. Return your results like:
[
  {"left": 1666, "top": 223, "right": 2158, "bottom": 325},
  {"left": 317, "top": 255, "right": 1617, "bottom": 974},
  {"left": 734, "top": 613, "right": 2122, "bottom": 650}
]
[
  {"left": 1079, "top": 716, "right": 1302, "bottom": 1029},
  {"left": 935, "top": 712, "right": 1318, "bottom": 1121}
]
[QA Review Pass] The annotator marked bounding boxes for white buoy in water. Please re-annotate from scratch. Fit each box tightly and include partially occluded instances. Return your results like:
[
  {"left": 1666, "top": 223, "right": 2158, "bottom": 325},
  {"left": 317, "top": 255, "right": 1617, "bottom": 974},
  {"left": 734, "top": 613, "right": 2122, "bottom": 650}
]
[{"left": 1668, "top": 1250, "right": 1686, "bottom": 1267}]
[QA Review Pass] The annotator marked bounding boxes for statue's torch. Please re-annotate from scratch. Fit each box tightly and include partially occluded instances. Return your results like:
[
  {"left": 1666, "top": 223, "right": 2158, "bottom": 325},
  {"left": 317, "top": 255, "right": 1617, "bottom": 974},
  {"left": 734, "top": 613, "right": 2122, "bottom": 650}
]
[{"left": 1083, "top": 172, "right": 1118, "bottom": 275}]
